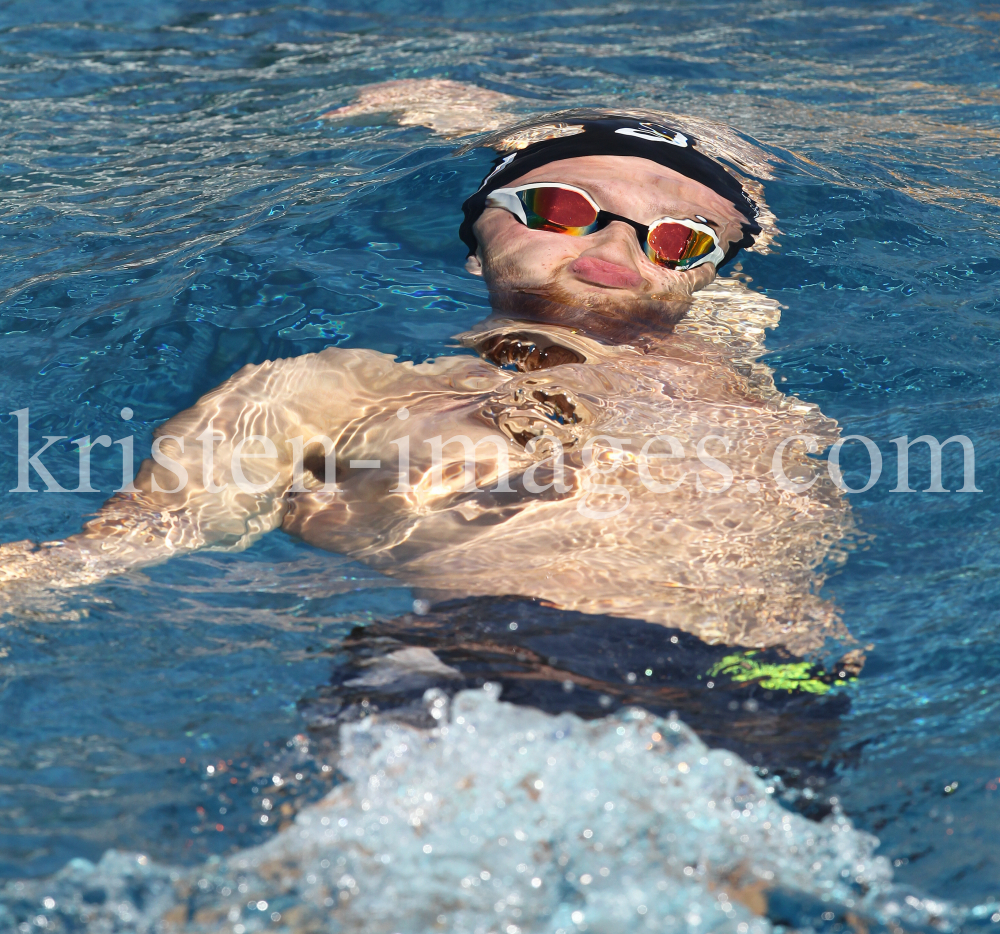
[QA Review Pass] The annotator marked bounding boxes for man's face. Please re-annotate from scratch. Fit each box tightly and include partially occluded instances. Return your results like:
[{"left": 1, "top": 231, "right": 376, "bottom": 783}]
[{"left": 468, "top": 155, "right": 748, "bottom": 319}]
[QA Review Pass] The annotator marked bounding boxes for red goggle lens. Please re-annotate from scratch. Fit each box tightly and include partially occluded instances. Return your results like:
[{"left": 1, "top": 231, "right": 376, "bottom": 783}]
[
  {"left": 511, "top": 186, "right": 719, "bottom": 268},
  {"left": 647, "top": 222, "right": 716, "bottom": 268},
  {"left": 520, "top": 187, "right": 598, "bottom": 232}
]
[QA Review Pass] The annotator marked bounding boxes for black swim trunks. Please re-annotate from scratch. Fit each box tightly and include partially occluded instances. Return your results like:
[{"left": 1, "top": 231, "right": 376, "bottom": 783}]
[{"left": 300, "top": 596, "right": 857, "bottom": 787}]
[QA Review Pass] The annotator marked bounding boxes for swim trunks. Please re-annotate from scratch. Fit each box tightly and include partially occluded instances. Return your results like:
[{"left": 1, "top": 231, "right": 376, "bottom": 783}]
[{"left": 300, "top": 596, "right": 856, "bottom": 784}]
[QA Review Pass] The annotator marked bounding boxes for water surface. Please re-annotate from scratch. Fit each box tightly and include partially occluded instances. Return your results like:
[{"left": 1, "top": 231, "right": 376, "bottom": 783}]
[{"left": 1, "top": 0, "right": 999, "bottom": 928}]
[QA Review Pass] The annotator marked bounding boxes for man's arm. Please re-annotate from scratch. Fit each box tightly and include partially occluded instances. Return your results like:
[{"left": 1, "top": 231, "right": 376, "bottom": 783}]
[
  {"left": 321, "top": 79, "right": 518, "bottom": 137},
  {"left": 0, "top": 350, "right": 366, "bottom": 593}
]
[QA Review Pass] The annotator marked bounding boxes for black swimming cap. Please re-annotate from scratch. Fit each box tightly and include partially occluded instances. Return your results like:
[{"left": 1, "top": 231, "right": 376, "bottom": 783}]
[{"left": 459, "top": 116, "right": 762, "bottom": 270}]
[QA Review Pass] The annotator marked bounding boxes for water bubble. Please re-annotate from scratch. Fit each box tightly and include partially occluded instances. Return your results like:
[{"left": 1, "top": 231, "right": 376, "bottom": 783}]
[
  {"left": 424, "top": 688, "right": 449, "bottom": 720},
  {"left": 482, "top": 681, "right": 502, "bottom": 700}
]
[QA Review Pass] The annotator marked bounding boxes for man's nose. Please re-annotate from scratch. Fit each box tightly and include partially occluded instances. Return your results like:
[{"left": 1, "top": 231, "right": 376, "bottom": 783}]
[
  {"left": 568, "top": 221, "right": 646, "bottom": 289},
  {"left": 582, "top": 220, "right": 645, "bottom": 261}
]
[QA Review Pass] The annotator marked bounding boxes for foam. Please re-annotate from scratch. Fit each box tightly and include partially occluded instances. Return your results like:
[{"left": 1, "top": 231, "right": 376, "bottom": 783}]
[{"left": 0, "top": 688, "right": 962, "bottom": 933}]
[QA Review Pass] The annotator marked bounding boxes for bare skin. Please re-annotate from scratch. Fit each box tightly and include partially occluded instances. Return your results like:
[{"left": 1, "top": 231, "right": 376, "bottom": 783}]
[
  {"left": 321, "top": 78, "right": 519, "bottom": 138},
  {"left": 467, "top": 155, "right": 746, "bottom": 301},
  {"left": 0, "top": 309, "right": 851, "bottom": 653},
  {"left": 466, "top": 155, "right": 748, "bottom": 342},
  {"left": 0, "top": 100, "right": 854, "bottom": 655}
]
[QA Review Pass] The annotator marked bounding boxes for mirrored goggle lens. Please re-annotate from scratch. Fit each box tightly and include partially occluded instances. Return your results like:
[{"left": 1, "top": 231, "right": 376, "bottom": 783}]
[
  {"left": 519, "top": 187, "right": 598, "bottom": 233},
  {"left": 647, "top": 223, "right": 716, "bottom": 268}
]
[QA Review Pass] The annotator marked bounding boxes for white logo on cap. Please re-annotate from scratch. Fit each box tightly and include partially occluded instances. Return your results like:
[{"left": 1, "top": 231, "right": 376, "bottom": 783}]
[
  {"left": 615, "top": 124, "right": 689, "bottom": 147},
  {"left": 478, "top": 153, "right": 517, "bottom": 190}
]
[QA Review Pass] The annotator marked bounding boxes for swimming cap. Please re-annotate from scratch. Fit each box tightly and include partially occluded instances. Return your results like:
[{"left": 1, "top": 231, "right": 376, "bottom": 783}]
[{"left": 459, "top": 116, "right": 762, "bottom": 270}]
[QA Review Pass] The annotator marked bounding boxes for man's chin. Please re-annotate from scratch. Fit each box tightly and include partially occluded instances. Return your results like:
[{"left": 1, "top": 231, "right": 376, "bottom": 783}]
[{"left": 485, "top": 281, "right": 692, "bottom": 343}]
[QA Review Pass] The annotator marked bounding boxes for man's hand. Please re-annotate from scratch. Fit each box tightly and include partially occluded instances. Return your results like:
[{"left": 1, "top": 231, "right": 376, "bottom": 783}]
[
  {"left": 0, "top": 540, "right": 38, "bottom": 584},
  {"left": 0, "top": 539, "right": 98, "bottom": 620},
  {"left": 0, "top": 538, "right": 116, "bottom": 589},
  {"left": 0, "top": 540, "right": 67, "bottom": 586},
  {"left": 321, "top": 79, "right": 518, "bottom": 137}
]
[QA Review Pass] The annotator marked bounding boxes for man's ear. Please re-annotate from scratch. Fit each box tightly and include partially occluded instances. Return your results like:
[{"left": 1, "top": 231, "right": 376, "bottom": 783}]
[{"left": 465, "top": 254, "right": 483, "bottom": 276}]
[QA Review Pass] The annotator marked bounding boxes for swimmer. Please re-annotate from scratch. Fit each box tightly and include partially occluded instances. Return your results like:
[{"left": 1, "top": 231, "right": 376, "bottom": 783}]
[{"left": 0, "top": 93, "right": 855, "bottom": 656}]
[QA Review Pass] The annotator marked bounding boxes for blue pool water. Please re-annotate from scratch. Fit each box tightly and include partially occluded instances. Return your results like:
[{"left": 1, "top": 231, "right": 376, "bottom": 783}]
[{"left": 0, "top": 0, "right": 999, "bottom": 929}]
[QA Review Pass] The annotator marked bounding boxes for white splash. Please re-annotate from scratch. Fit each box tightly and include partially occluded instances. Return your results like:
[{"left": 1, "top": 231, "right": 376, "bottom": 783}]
[{"left": 0, "top": 688, "right": 962, "bottom": 933}]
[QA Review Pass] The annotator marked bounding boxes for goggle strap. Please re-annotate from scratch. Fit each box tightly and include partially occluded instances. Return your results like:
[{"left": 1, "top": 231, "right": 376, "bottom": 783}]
[{"left": 485, "top": 189, "right": 529, "bottom": 227}]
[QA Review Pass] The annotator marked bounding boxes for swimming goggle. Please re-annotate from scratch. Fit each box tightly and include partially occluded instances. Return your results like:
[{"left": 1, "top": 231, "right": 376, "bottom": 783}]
[{"left": 485, "top": 182, "right": 725, "bottom": 271}]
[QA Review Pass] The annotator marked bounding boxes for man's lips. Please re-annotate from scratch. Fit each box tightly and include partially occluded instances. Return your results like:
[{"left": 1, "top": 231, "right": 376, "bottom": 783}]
[{"left": 568, "top": 256, "right": 643, "bottom": 289}]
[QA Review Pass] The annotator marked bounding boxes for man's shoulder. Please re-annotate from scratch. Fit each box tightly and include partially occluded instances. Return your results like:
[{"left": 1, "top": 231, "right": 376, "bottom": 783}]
[
  {"left": 313, "top": 346, "right": 496, "bottom": 380},
  {"left": 220, "top": 346, "right": 397, "bottom": 384},
  {"left": 227, "top": 345, "right": 500, "bottom": 392}
]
